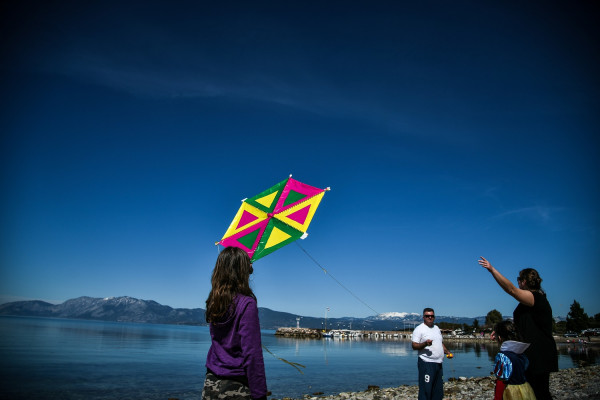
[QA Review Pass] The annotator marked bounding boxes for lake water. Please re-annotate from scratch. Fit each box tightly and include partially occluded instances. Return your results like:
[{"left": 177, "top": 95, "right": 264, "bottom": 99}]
[{"left": 0, "top": 316, "right": 597, "bottom": 399}]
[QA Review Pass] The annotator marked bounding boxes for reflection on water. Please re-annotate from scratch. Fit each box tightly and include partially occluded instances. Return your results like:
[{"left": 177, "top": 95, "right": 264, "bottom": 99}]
[
  {"left": 268, "top": 335, "right": 598, "bottom": 370},
  {"left": 0, "top": 317, "right": 209, "bottom": 400},
  {"left": 1, "top": 317, "right": 598, "bottom": 400},
  {"left": 377, "top": 342, "right": 411, "bottom": 357},
  {"left": 559, "top": 343, "right": 599, "bottom": 367},
  {"left": 266, "top": 336, "right": 599, "bottom": 395},
  {"left": 263, "top": 336, "right": 508, "bottom": 396},
  {"left": 446, "top": 340, "right": 498, "bottom": 361}
]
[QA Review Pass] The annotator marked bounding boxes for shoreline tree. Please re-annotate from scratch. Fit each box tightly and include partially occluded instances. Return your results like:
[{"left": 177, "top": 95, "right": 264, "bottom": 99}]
[
  {"left": 485, "top": 309, "right": 503, "bottom": 327},
  {"left": 566, "top": 300, "right": 589, "bottom": 333}
]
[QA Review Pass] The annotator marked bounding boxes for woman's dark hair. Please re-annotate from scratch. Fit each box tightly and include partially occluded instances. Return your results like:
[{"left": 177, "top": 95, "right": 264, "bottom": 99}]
[
  {"left": 205, "top": 247, "right": 255, "bottom": 323},
  {"left": 494, "top": 320, "right": 522, "bottom": 342},
  {"left": 518, "top": 268, "right": 544, "bottom": 294}
]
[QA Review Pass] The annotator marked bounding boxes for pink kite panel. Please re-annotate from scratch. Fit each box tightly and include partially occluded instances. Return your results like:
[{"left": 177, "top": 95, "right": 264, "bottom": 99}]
[
  {"left": 286, "top": 205, "right": 310, "bottom": 225},
  {"left": 274, "top": 177, "right": 324, "bottom": 212},
  {"left": 238, "top": 209, "right": 260, "bottom": 229}
]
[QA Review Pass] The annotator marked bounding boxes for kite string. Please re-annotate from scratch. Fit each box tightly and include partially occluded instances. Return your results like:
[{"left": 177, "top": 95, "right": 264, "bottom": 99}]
[
  {"left": 294, "top": 241, "right": 380, "bottom": 316},
  {"left": 262, "top": 344, "right": 306, "bottom": 374}
]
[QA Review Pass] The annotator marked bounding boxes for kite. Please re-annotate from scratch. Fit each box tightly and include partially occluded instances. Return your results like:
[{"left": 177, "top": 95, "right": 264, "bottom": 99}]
[{"left": 217, "top": 175, "right": 329, "bottom": 262}]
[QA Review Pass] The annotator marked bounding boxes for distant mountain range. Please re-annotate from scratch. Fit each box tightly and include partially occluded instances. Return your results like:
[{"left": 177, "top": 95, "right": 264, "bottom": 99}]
[{"left": 0, "top": 296, "right": 493, "bottom": 330}]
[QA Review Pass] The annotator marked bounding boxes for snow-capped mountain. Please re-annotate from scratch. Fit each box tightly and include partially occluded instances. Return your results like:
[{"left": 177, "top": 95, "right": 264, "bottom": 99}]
[{"left": 372, "top": 312, "right": 421, "bottom": 320}]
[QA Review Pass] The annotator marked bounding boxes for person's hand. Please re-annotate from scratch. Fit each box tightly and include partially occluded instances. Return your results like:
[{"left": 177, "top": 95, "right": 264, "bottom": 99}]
[
  {"left": 478, "top": 256, "right": 493, "bottom": 271},
  {"left": 425, "top": 339, "right": 433, "bottom": 347},
  {"left": 490, "top": 331, "right": 497, "bottom": 341}
]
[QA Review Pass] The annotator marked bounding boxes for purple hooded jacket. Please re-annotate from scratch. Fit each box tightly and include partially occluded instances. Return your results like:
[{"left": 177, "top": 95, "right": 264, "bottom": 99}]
[{"left": 206, "top": 295, "right": 267, "bottom": 399}]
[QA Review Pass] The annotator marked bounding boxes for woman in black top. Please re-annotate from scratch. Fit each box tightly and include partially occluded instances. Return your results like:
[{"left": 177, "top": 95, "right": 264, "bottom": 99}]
[{"left": 479, "top": 257, "right": 558, "bottom": 400}]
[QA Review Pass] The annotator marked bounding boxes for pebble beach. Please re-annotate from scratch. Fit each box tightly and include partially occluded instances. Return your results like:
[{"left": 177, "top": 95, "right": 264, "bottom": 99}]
[{"left": 283, "top": 365, "right": 600, "bottom": 400}]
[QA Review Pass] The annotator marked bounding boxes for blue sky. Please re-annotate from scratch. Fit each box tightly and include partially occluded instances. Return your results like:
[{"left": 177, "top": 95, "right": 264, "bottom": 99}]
[{"left": 1, "top": 1, "right": 598, "bottom": 319}]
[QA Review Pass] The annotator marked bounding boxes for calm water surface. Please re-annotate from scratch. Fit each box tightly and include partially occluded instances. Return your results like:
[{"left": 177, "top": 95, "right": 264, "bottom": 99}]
[{"left": 1, "top": 316, "right": 596, "bottom": 399}]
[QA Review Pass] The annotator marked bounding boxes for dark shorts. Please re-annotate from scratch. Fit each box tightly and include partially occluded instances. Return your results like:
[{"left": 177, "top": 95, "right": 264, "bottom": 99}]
[{"left": 202, "top": 371, "right": 252, "bottom": 400}]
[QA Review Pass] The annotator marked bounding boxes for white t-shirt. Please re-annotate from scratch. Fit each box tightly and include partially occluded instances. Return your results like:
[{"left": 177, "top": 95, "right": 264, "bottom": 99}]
[{"left": 412, "top": 322, "right": 444, "bottom": 363}]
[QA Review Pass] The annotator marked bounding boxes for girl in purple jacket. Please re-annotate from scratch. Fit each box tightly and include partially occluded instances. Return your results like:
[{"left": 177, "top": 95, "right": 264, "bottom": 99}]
[{"left": 202, "top": 247, "right": 268, "bottom": 400}]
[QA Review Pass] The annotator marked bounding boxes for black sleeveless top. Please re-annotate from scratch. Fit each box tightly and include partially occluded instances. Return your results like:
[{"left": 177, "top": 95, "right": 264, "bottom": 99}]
[{"left": 513, "top": 291, "right": 558, "bottom": 374}]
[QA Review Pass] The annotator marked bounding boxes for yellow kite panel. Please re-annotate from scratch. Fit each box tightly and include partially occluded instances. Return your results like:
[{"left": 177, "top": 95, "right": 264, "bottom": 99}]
[
  {"left": 265, "top": 227, "right": 292, "bottom": 249},
  {"left": 220, "top": 202, "right": 268, "bottom": 240},
  {"left": 255, "top": 191, "right": 279, "bottom": 209}
]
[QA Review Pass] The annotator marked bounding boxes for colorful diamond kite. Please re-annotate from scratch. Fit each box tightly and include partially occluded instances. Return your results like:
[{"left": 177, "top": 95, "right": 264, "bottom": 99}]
[{"left": 217, "top": 176, "right": 329, "bottom": 262}]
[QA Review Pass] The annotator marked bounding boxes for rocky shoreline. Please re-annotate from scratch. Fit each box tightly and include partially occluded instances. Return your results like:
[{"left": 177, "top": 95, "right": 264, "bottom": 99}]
[
  {"left": 274, "top": 327, "right": 323, "bottom": 338},
  {"left": 279, "top": 365, "right": 600, "bottom": 400}
]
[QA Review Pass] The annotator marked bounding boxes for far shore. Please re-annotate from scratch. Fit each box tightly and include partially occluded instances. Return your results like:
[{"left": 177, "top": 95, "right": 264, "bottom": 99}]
[
  {"left": 274, "top": 327, "right": 600, "bottom": 346},
  {"left": 446, "top": 334, "right": 600, "bottom": 346}
]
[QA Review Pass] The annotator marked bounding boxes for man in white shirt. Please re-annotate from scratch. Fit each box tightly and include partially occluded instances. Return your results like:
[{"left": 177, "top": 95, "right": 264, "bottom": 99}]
[{"left": 412, "top": 308, "right": 450, "bottom": 400}]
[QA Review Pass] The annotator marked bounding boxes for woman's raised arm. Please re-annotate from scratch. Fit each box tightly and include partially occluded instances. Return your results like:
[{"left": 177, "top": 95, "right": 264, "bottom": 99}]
[{"left": 478, "top": 257, "right": 534, "bottom": 307}]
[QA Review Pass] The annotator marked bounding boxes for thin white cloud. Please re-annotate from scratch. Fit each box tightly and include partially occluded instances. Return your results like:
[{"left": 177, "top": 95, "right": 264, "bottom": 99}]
[
  {"left": 491, "top": 205, "right": 563, "bottom": 225},
  {"left": 46, "top": 54, "right": 427, "bottom": 141}
]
